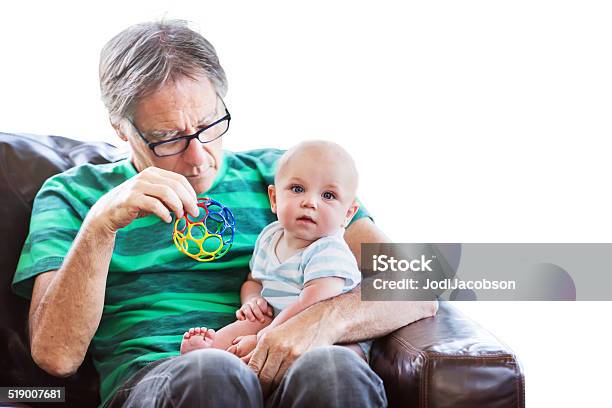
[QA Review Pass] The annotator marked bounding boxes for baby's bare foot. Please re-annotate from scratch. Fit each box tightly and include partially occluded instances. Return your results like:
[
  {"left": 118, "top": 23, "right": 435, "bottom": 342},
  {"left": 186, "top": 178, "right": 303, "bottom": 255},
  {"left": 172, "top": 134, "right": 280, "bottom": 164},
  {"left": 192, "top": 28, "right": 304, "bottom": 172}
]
[{"left": 180, "top": 327, "right": 216, "bottom": 355}]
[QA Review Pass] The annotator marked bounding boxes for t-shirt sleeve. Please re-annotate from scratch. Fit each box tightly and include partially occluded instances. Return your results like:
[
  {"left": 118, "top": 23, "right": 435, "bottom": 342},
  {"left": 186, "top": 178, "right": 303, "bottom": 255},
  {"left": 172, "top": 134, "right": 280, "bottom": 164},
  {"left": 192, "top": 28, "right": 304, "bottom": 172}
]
[
  {"left": 302, "top": 236, "right": 361, "bottom": 291},
  {"left": 12, "top": 176, "right": 85, "bottom": 299},
  {"left": 348, "top": 198, "right": 372, "bottom": 227},
  {"left": 249, "top": 221, "right": 280, "bottom": 277}
]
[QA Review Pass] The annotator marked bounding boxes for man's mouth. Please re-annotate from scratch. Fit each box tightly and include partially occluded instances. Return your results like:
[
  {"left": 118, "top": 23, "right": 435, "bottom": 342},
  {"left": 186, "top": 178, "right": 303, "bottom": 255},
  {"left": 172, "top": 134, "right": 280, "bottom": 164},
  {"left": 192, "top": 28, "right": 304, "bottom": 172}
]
[
  {"left": 186, "top": 165, "right": 213, "bottom": 178},
  {"left": 296, "top": 215, "right": 316, "bottom": 224}
]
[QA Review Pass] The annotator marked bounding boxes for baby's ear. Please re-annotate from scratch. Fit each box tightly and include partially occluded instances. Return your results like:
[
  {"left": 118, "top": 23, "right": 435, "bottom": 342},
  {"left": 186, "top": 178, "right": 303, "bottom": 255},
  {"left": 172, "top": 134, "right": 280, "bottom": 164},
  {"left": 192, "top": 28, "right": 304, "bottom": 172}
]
[
  {"left": 343, "top": 200, "right": 359, "bottom": 227},
  {"left": 268, "top": 185, "right": 277, "bottom": 214}
]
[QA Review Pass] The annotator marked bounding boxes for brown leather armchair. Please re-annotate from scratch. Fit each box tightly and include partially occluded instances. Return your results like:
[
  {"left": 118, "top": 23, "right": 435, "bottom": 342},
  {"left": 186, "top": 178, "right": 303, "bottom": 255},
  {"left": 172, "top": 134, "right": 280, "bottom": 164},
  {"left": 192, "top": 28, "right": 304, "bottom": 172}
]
[{"left": 0, "top": 132, "right": 525, "bottom": 407}]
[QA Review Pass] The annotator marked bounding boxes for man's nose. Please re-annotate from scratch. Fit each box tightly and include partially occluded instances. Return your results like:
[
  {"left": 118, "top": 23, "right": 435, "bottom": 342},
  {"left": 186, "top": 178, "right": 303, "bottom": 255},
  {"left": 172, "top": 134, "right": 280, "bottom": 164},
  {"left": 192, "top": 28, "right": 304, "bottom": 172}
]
[{"left": 182, "top": 137, "right": 208, "bottom": 164}]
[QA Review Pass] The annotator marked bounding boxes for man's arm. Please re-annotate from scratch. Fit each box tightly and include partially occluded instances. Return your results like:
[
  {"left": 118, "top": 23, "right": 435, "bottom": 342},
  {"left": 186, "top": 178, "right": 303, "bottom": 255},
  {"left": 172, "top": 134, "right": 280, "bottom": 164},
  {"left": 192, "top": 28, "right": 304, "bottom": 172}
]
[
  {"left": 29, "top": 220, "right": 116, "bottom": 377},
  {"left": 336, "top": 217, "right": 439, "bottom": 342},
  {"left": 28, "top": 167, "right": 199, "bottom": 377},
  {"left": 248, "top": 217, "right": 438, "bottom": 394}
]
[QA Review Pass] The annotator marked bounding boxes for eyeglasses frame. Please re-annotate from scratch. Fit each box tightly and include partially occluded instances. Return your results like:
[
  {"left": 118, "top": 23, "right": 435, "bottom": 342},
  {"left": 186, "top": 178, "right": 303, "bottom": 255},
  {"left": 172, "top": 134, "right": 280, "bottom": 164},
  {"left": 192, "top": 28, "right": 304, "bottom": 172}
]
[{"left": 129, "top": 96, "right": 231, "bottom": 157}]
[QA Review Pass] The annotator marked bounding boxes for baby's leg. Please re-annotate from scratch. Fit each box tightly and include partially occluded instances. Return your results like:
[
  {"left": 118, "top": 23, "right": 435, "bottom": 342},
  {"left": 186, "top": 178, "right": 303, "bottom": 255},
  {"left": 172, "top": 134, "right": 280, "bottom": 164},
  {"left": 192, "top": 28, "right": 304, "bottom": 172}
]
[
  {"left": 213, "top": 315, "right": 273, "bottom": 350},
  {"left": 180, "top": 315, "right": 272, "bottom": 355}
]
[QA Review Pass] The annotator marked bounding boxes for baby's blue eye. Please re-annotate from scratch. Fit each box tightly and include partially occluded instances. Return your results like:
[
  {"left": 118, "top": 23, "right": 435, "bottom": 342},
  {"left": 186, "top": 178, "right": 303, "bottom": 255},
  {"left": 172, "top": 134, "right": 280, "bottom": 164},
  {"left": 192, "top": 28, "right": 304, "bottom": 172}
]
[
  {"left": 322, "top": 191, "right": 336, "bottom": 200},
  {"left": 291, "top": 185, "right": 304, "bottom": 193}
]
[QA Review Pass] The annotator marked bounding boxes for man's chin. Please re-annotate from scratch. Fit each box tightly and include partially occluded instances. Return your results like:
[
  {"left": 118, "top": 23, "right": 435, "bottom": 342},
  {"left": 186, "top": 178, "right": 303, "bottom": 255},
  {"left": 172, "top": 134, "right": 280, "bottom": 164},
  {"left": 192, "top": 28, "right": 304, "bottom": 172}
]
[
  {"left": 184, "top": 166, "right": 217, "bottom": 195},
  {"left": 188, "top": 175, "right": 215, "bottom": 195}
]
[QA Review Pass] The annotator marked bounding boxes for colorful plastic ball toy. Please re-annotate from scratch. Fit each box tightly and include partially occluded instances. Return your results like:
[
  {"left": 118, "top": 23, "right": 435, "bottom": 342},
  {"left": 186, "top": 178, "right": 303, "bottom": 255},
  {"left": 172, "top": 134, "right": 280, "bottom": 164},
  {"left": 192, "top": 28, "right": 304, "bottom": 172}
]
[{"left": 172, "top": 197, "right": 235, "bottom": 262}]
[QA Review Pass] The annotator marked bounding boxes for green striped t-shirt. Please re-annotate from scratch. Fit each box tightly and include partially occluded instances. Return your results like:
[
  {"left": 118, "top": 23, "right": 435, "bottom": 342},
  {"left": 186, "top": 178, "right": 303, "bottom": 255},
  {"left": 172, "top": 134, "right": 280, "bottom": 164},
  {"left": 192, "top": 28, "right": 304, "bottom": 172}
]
[{"left": 12, "top": 148, "right": 369, "bottom": 407}]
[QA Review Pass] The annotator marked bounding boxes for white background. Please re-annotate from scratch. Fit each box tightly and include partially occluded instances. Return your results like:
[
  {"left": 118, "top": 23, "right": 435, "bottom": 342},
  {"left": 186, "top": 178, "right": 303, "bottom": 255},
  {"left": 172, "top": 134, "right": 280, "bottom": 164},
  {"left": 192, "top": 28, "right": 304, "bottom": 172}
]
[{"left": 2, "top": 1, "right": 611, "bottom": 406}]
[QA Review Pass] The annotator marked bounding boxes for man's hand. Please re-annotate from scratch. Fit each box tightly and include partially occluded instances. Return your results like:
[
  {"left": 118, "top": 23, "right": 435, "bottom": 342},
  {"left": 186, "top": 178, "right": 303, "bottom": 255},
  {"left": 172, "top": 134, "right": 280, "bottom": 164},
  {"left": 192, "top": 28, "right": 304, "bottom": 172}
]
[
  {"left": 247, "top": 310, "right": 333, "bottom": 397},
  {"left": 88, "top": 166, "right": 199, "bottom": 232},
  {"left": 236, "top": 296, "right": 273, "bottom": 323},
  {"left": 246, "top": 288, "right": 438, "bottom": 397}
]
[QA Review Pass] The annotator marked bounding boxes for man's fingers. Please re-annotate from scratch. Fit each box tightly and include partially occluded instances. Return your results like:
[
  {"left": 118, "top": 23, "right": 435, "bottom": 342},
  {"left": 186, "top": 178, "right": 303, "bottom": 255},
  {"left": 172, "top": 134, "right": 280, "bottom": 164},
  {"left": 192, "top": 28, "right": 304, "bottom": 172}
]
[
  {"left": 236, "top": 309, "right": 244, "bottom": 320},
  {"left": 146, "top": 167, "right": 198, "bottom": 201},
  {"left": 164, "top": 177, "right": 199, "bottom": 217},
  {"left": 257, "top": 349, "right": 284, "bottom": 397},
  {"left": 137, "top": 196, "right": 172, "bottom": 223},
  {"left": 163, "top": 169, "right": 198, "bottom": 204},
  {"left": 141, "top": 167, "right": 198, "bottom": 217},
  {"left": 247, "top": 342, "right": 269, "bottom": 377},
  {"left": 140, "top": 182, "right": 185, "bottom": 218},
  {"left": 272, "top": 358, "right": 293, "bottom": 390},
  {"left": 232, "top": 336, "right": 243, "bottom": 345}
]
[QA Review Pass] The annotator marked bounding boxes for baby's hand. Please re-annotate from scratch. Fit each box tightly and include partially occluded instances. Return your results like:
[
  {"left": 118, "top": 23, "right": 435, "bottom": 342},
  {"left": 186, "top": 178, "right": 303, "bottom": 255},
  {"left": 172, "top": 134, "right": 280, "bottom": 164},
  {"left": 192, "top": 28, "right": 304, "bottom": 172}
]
[
  {"left": 236, "top": 296, "right": 273, "bottom": 323},
  {"left": 227, "top": 334, "right": 258, "bottom": 360}
]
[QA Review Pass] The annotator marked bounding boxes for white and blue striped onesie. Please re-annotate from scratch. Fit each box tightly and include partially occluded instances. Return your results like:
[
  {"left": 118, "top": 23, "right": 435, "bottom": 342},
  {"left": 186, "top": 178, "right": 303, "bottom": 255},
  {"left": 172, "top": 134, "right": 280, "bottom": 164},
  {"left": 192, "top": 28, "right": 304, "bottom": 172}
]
[{"left": 249, "top": 221, "right": 372, "bottom": 359}]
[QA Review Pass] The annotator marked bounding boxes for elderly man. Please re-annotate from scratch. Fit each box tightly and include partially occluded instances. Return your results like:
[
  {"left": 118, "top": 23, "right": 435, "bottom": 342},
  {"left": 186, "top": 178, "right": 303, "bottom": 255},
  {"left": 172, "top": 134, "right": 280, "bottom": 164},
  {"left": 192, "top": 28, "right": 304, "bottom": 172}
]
[{"left": 13, "top": 20, "right": 437, "bottom": 407}]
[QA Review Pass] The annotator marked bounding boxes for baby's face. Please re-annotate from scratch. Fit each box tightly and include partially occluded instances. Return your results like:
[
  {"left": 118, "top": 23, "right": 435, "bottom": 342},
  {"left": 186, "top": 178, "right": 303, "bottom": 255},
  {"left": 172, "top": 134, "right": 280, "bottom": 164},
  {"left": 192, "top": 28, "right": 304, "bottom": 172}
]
[{"left": 269, "top": 150, "right": 358, "bottom": 242}]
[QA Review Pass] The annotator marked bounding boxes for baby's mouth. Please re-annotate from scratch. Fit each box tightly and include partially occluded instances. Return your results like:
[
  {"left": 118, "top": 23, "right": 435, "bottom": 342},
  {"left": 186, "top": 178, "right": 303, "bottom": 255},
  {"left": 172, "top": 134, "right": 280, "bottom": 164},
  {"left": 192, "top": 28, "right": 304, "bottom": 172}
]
[{"left": 296, "top": 215, "right": 316, "bottom": 224}]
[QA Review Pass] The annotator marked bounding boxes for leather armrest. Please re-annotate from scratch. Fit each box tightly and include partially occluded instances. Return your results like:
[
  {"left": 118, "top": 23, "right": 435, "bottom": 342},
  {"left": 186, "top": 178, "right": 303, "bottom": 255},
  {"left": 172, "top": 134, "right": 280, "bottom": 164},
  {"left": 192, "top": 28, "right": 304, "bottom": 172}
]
[{"left": 370, "top": 302, "right": 524, "bottom": 408}]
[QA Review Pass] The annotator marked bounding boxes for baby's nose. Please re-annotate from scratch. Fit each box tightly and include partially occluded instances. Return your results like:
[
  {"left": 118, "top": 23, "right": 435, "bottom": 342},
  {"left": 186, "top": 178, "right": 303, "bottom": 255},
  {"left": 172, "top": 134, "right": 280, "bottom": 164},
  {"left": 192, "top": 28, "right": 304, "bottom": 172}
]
[{"left": 301, "top": 195, "right": 318, "bottom": 209}]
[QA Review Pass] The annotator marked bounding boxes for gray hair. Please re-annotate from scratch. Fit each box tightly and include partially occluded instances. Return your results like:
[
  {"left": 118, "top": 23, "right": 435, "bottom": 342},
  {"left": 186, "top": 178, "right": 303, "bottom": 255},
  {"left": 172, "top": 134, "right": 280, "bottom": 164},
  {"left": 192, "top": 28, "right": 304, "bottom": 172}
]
[{"left": 99, "top": 19, "right": 227, "bottom": 126}]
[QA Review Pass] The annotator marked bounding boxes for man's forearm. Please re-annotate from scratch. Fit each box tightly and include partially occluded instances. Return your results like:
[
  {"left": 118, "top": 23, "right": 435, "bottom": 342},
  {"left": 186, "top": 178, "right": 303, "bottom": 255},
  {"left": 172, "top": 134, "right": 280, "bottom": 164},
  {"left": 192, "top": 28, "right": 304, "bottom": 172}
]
[
  {"left": 300, "top": 287, "right": 438, "bottom": 345},
  {"left": 323, "top": 218, "right": 438, "bottom": 342},
  {"left": 29, "top": 217, "right": 116, "bottom": 376}
]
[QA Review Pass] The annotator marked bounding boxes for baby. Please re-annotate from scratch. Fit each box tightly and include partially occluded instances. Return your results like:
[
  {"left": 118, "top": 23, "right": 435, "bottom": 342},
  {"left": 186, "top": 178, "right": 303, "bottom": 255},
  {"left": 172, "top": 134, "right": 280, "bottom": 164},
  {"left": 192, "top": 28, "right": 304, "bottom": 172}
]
[{"left": 180, "top": 140, "right": 368, "bottom": 360}]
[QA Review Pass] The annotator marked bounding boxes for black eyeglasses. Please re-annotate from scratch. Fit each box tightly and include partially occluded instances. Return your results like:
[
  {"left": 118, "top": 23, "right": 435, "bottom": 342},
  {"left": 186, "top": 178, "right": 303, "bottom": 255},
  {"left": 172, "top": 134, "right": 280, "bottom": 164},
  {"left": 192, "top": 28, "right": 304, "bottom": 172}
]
[{"left": 129, "top": 97, "right": 231, "bottom": 157}]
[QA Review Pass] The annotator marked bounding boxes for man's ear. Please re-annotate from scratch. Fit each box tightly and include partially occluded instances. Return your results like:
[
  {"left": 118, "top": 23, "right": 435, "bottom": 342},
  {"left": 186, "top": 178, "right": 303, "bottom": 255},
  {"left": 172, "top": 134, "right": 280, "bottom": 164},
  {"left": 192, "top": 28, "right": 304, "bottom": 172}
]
[
  {"left": 111, "top": 118, "right": 129, "bottom": 142},
  {"left": 343, "top": 200, "right": 359, "bottom": 227},
  {"left": 268, "top": 185, "right": 277, "bottom": 214}
]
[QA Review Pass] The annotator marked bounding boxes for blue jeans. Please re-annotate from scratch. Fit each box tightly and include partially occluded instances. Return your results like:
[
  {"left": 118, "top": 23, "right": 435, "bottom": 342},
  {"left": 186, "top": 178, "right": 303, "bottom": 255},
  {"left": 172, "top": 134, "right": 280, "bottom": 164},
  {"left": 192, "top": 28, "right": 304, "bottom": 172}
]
[{"left": 108, "top": 346, "right": 387, "bottom": 407}]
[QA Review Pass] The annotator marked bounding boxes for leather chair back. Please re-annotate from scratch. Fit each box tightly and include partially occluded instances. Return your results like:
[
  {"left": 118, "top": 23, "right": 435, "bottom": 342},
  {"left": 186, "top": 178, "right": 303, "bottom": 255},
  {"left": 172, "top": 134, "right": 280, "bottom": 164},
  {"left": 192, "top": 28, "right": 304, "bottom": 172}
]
[{"left": 0, "top": 132, "right": 125, "bottom": 406}]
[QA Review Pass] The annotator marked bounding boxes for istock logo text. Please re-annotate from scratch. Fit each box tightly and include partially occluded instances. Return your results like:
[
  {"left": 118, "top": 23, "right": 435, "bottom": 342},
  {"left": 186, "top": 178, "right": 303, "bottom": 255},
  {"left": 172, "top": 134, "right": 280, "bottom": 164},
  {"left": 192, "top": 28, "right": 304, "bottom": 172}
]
[{"left": 372, "top": 254, "right": 435, "bottom": 272}]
